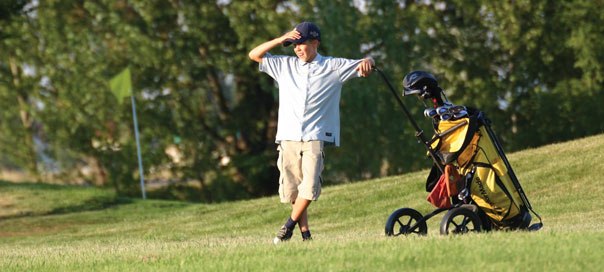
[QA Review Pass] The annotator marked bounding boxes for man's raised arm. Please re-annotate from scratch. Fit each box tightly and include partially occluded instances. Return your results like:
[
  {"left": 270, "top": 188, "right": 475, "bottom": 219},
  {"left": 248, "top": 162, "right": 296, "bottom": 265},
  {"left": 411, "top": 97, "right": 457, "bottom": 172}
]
[{"left": 248, "top": 30, "right": 301, "bottom": 63}]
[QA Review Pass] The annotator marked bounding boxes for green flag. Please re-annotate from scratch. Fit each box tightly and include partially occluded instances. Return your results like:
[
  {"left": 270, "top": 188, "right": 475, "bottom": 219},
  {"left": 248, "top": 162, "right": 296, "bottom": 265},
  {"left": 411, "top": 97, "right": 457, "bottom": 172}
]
[{"left": 109, "top": 67, "right": 132, "bottom": 104}]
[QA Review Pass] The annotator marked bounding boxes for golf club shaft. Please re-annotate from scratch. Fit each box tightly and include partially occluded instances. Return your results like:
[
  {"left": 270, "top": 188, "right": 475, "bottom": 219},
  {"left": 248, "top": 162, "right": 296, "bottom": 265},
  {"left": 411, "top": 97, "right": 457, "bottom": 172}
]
[{"left": 374, "top": 67, "right": 444, "bottom": 173}]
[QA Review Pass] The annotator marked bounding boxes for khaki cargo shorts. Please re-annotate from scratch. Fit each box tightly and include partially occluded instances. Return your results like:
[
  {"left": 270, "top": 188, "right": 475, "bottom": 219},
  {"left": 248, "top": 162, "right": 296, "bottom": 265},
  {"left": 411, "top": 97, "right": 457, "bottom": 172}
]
[{"left": 277, "top": 140, "right": 324, "bottom": 203}]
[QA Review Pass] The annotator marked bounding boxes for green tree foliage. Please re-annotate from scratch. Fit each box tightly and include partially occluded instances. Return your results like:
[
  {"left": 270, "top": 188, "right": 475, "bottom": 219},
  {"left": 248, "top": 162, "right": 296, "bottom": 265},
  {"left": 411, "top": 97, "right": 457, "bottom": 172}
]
[
  {"left": 0, "top": 0, "right": 602, "bottom": 202},
  {"left": 0, "top": 0, "right": 40, "bottom": 178}
]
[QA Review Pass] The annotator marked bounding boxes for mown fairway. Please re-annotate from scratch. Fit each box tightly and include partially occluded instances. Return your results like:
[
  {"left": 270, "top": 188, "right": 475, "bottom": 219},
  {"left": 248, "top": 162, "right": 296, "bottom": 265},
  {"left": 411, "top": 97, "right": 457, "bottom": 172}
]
[{"left": 1, "top": 134, "right": 603, "bottom": 271}]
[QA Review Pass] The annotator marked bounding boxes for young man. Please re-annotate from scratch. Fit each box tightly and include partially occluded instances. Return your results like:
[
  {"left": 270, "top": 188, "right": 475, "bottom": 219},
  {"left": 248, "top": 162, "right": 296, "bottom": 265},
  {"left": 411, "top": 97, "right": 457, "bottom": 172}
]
[{"left": 248, "top": 21, "right": 374, "bottom": 243}]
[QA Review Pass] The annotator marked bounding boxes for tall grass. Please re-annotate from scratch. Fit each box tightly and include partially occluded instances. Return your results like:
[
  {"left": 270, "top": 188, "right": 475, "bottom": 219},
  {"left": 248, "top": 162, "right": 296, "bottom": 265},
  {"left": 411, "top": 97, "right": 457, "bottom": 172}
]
[{"left": 1, "top": 134, "right": 603, "bottom": 271}]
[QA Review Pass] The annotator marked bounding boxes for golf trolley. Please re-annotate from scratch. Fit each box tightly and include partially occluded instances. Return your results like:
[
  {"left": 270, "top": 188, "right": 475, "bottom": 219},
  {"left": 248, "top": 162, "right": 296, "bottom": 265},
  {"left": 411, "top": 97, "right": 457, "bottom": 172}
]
[{"left": 374, "top": 68, "right": 543, "bottom": 236}]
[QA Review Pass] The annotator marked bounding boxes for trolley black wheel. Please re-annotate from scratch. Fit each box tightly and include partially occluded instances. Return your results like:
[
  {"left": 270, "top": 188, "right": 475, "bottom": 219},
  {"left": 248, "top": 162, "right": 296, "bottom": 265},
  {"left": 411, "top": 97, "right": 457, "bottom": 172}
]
[
  {"left": 440, "top": 206, "right": 482, "bottom": 235},
  {"left": 385, "top": 208, "right": 427, "bottom": 236}
]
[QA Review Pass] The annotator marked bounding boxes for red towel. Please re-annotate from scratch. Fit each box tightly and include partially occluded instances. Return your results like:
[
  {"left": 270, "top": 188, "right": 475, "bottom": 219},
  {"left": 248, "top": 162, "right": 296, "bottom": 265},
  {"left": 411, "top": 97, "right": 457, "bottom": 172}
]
[{"left": 427, "top": 165, "right": 461, "bottom": 208}]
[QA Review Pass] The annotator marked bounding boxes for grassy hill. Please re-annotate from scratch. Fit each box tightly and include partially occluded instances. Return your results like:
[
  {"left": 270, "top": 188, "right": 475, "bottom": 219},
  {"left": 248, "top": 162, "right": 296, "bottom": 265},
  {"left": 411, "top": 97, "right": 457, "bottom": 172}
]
[{"left": 1, "top": 134, "right": 603, "bottom": 271}]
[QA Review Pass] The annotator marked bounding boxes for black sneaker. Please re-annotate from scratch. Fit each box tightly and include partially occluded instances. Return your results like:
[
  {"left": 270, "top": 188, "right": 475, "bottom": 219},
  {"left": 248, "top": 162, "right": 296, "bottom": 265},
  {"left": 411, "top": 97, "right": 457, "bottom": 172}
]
[
  {"left": 302, "top": 230, "right": 312, "bottom": 241},
  {"left": 273, "top": 225, "right": 293, "bottom": 244}
]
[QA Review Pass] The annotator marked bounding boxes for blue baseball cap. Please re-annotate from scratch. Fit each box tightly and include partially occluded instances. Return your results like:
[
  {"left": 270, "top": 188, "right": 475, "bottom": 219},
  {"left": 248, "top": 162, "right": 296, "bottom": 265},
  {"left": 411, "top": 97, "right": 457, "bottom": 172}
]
[{"left": 283, "top": 22, "right": 321, "bottom": 47}]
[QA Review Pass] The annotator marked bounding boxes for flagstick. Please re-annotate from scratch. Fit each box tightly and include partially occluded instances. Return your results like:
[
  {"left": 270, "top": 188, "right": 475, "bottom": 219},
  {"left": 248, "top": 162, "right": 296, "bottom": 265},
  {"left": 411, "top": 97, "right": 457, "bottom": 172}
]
[{"left": 131, "top": 95, "right": 146, "bottom": 199}]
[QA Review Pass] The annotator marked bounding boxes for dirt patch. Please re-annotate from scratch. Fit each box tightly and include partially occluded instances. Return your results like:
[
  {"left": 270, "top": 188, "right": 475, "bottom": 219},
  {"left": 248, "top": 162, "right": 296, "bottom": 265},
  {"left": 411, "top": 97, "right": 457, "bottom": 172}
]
[{"left": 0, "top": 195, "right": 19, "bottom": 217}]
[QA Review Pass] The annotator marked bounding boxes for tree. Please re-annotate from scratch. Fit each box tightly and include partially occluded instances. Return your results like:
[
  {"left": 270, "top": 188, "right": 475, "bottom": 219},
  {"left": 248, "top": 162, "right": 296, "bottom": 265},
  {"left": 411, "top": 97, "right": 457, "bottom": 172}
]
[
  {"left": 0, "top": 0, "right": 41, "bottom": 179},
  {"left": 1, "top": 0, "right": 602, "bottom": 202}
]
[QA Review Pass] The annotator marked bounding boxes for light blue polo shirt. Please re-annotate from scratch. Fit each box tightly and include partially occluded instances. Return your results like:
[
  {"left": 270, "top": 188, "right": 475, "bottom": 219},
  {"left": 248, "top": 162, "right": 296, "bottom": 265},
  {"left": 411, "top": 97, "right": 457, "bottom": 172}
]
[{"left": 260, "top": 53, "right": 364, "bottom": 146}]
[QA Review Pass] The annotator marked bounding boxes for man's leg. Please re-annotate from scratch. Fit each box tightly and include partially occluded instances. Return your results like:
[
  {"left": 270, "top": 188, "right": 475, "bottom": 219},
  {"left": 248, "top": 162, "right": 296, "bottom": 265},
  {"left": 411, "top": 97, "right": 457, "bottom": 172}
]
[
  {"left": 296, "top": 203, "right": 309, "bottom": 232},
  {"left": 295, "top": 141, "right": 323, "bottom": 240},
  {"left": 291, "top": 197, "right": 310, "bottom": 229},
  {"left": 274, "top": 141, "right": 303, "bottom": 244},
  {"left": 295, "top": 201, "right": 312, "bottom": 241}
]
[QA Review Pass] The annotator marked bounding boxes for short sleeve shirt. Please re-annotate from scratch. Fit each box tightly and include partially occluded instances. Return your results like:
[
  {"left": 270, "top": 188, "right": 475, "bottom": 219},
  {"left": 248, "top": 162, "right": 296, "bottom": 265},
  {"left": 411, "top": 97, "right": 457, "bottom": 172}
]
[{"left": 259, "top": 53, "right": 363, "bottom": 146}]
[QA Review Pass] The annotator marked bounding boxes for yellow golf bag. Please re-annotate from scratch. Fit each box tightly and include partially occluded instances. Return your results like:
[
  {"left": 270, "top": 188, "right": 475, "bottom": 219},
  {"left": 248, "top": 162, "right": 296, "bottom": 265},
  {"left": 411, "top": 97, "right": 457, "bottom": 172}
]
[{"left": 427, "top": 109, "right": 538, "bottom": 229}]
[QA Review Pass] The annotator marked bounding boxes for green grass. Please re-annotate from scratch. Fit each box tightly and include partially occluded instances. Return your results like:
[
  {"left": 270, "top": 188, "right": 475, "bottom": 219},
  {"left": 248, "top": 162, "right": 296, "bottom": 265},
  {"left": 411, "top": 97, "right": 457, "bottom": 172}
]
[{"left": 1, "top": 134, "right": 604, "bottom": 271}]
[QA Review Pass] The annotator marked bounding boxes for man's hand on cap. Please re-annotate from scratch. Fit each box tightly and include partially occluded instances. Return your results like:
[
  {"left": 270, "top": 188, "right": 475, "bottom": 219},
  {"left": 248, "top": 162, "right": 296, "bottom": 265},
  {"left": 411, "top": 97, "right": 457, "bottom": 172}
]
[{"left": 281, "top": 30, "right": 301, "bottom": 44}]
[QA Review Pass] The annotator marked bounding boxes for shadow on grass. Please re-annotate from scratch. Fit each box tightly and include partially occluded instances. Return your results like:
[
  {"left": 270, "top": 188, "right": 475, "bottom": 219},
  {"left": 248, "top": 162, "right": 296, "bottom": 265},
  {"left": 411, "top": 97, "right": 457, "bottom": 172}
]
[
  {"left": 0, "top": 180, "right": 133, "bottom": 220},
  {"left": 46, "top": 196, "right": 133, "bottom": 215}
]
